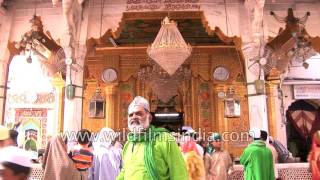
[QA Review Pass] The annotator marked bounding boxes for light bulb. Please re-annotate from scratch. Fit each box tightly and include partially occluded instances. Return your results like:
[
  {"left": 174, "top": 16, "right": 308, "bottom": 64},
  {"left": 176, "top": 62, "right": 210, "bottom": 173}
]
[{"left": 26, "top": 56, "right": 32, "bottom": 63}]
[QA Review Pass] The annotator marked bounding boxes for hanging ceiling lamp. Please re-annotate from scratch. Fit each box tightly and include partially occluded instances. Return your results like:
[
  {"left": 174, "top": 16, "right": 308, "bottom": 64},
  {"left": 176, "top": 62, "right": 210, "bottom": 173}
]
[{"left": 147, "top": 16, "right": 192, "bottom": 75}]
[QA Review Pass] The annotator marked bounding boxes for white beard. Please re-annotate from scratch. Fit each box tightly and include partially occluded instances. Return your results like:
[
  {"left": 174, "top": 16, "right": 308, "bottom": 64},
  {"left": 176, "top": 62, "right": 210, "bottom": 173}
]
[{"left": 129, "top": 124, "right": 146, "bottom": 134}]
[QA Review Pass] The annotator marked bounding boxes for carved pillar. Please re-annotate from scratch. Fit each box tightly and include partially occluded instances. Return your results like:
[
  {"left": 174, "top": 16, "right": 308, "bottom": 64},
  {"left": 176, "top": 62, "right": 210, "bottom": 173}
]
[
  {"left": 265, "top": 80, "right": 280, "bottom": 137},
  {"left": 212, "top": 84, "right": 234, "bottom": 154},
  {"left": 63, "top": 92, "right": 80, "bottom": 132},
  {"left": 212, "top": 85, "right": 227, "bottom": 133},
  {"left": 247, "top": 95, "right": 269, "bottom": 131},
  {"left": 137, "top": 79, "right": 147, "bottom": 98},
  {"left": 51, "top": 75, "right": 65, "bottom": 133},
  {"left": 105, "top": 85, "right": 118, "bottom": 129},
  {"left": 245, "top": 0, "right": 268, "bottom": 130},
  {"left": 61, "top": 0, "right": 88, "bottom": 132},
  {"left": 243, "top": 0, "right": 266, "bottom": 67},
  {"left": 62, "top": 46, "right": 77, "bottom": 132},
  {"left": 0, "top": 11, "right": 12, "bottom": 124},
  {"left": 182, "top": 80, "right": 192, "bottom": 126},
  {"left": 136, "top": 78, "right": 142, "bottom": 96},
  {"left": 191, "top": 76, "right": 198, "bottom": 129},
  {"left": 244, "top": 0, "right": 265, "bottom": 45},
  {"left": 63, "top": 48, "right": 86, "bottom": 133},
  {"left": 0, "top": 59, "right": 8, "bottom": 124}
]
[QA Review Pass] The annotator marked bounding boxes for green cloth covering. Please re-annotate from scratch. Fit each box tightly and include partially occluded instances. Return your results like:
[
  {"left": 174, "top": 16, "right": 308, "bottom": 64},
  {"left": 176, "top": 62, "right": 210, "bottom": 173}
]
[
  {"left": 116, "top": 125, "right": 188, "bottom": 180},
  {"left": 127, "top": 126, "right": 168, "bottom": 180},
  {"left": 240, "top": 140, "right": 275, "bottom": 180},
  {"left": 207, "top": 144, "right": 214, "bottom": 155}
]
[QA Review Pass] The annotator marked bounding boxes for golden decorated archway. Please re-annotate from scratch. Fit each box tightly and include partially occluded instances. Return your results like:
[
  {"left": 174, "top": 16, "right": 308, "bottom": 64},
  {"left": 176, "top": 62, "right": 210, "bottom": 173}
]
[{"left": 84, "top": 11, "right": 249, "bottom": 156}]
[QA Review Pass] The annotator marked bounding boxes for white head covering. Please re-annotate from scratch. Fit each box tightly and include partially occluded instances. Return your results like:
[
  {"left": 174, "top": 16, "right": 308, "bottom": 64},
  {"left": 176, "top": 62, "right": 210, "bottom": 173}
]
[
  {"left": 249, "top": 127, "right": 261, "bottom": 139},
  {"left": 182, "top": 126, "right": 195, "bottom": 134},
  {"left": 0, "top": 125, "right": 9, "bottom": 141},
  {"left": 128, "top": 96, "right": 150, "bottom": 113},
  {"left": 0, "top": 146, "right": 32, "bottom": 169},
  {"left": 93, "top": 127, "right": 117, "bottom": 151}
]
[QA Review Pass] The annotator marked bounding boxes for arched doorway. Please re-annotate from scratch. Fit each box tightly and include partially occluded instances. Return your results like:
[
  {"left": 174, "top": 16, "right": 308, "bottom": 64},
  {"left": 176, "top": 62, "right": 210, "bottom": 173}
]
[
  {"left": 4, "top": 15, "right": 66, "bottom": 157},
  {"left": 151, "top": 95, "right": 184, "bottom": 132},
  {"left": 286, "top": 100, "right": 320, "bottom": 161},
  {"left": 4, "top": 54, "right": 54, "bottom": 158}
]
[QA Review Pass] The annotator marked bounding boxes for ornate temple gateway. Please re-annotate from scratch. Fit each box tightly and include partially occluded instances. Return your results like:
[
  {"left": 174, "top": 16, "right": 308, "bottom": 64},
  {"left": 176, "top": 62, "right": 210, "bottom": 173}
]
[
  {"left": 0, "top": 0, "right": 320, "bottom": 161},
  {"left": 84, "top": 11, "right": 249, "bottom": 156}
]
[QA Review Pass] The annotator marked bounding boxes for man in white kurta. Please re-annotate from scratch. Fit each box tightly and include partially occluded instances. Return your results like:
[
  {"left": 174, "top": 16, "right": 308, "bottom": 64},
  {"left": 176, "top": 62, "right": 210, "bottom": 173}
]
[
  {"left": 204, "top": 133, "right": 233, "bottom": 180},
  {"left": 89, "top": 127, "right": 122, "bottom": 180}
]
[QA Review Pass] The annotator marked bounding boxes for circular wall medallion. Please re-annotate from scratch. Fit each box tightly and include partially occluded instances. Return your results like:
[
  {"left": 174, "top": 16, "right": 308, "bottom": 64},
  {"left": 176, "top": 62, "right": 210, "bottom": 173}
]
[
  {"left": 102, "top": 68, "right": 118, "bottom": 83},
  {"left": 213, "top": 66, "right": 230, "bottom": 81},
  {"left": 217, "top": 91, "right": 226, "bottom": 99}
]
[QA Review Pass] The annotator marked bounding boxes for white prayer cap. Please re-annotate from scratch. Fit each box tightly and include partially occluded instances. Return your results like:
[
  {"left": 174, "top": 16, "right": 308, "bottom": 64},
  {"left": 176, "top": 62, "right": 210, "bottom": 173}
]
[
  {"left": 182, "top": 126, "right": 195, "bottom": 134},
  {"left": 128, "top": 96, "right": 150, "bottom": 113},
  {"left": 0, "top": 125, "right": 9, "bottom": 140},
  {"left": 0, "top": 146, "right": 32, "bottom": 169},
  {"left": 249, "top": 127, "right": 261, "bottom": 139}
]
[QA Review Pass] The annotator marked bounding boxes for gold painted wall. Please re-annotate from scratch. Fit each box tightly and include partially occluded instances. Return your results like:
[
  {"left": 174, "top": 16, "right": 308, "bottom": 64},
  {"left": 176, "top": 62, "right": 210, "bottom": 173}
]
[{"left": 82, "top": 47, "right": 250, "bottom": 157}]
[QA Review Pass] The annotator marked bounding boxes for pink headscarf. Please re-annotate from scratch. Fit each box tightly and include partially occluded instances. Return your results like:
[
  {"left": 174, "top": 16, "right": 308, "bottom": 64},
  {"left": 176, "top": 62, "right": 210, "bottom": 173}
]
[{"left": 180, "top": 136, "right": 200, "bottom": 156}]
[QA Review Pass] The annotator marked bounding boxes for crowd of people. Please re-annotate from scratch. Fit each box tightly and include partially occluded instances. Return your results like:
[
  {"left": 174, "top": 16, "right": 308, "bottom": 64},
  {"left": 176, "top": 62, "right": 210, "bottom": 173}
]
[{"left": 0, "top": 96, "right": 319, "bottom": 180}]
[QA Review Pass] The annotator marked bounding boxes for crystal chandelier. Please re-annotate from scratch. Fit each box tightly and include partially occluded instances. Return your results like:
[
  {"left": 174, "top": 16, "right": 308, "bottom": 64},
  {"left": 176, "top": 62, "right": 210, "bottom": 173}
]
[
  {"left": 288, "top": 39, "right": 316, "bottom": 69},
  {"left": 138, "top": 57, "right": 191, "bottom": 103},
  {"left": 15, "top": 15, "right": 52, "bottom": 62},
  {"left": 14, "top": 15, "right": 66, "bottom": 78},
  {"left": 147, "top": 16, "right": 192, "bottom": 75},
  {"left": 270, "top": 8, "right": 316, "bottom": 70}
]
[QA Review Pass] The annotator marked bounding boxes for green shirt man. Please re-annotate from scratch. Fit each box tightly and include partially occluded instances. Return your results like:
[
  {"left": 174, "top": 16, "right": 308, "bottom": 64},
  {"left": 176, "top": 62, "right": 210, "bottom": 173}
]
[
  {"left": 116, "top": 96, "right": 188, "bottom": 180},
  {"left": 240, "top": 128, "right": 275, "bottom": 180}
]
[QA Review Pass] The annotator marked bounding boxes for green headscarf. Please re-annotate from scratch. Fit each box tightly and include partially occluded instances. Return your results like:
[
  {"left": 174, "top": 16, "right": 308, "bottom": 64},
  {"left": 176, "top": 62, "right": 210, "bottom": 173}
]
[
  {"left": 127, "top": 125, "right": 168, "bottom": 180},
  {"left": 209, "top": 132, "right": 221, "bottom": 141}
]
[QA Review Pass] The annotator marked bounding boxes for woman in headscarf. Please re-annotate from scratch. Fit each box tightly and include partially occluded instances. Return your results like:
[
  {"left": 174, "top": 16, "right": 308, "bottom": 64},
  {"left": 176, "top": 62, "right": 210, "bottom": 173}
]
[
  {"left": 89, "top": 127, "right": 122, "bottom": 180},
  {"left": 43, "top": 135, "right": 81, "bottom": 180},
  {"left": 309, "top": 130, "right": 320, "bottom": 180},
  {"left": 180, "top": 134, "right": 205, "bottom": 180}
]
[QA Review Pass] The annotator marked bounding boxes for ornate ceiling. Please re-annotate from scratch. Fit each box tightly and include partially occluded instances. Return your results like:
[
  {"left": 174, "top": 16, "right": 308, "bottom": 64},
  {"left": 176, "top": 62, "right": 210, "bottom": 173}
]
[
  {"left": 114, "top": 13, "right": 229, "bottom": 46},
  {"left": 88, "top": 11, "right": 239, "bottom": 50}
]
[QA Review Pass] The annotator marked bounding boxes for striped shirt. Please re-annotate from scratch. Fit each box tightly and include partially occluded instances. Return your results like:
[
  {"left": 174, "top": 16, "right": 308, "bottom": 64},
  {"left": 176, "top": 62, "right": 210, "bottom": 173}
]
[{"left": 70, "top": 146, "right": 94, "bottom": 171}]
